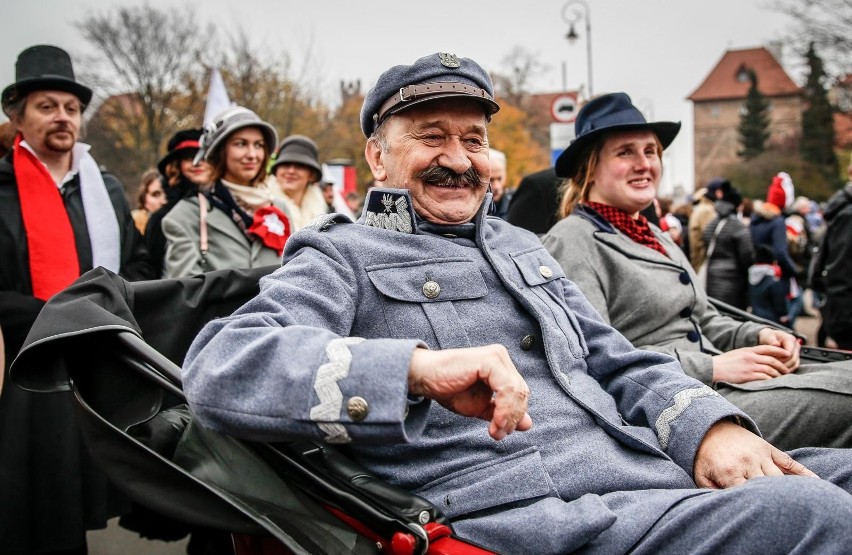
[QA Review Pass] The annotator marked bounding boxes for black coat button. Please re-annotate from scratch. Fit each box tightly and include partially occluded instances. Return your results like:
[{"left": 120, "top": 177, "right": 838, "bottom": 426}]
[
  {"left": 520, "top": 335, "right": 536, "bottom": 351},
  {"left": 686, "top": 331, "right": 700, "bottom": 342},
  {"left": 680, "top": 307, "right": 692, "bottom": 318},
  {"left": 679, "top": 272, "right": 691, "bottom": 284}
]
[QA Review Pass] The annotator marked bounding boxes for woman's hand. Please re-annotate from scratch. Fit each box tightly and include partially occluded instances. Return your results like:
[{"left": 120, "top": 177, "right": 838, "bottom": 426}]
[
  {"left": 711, "top": 345, "right": 795, "bottom": 383},
  {"left": 757, "top": 327, "right": 801, "bottom": 371}
]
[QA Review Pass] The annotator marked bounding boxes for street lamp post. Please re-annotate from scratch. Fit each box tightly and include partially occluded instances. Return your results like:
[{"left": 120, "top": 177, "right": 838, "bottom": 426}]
[{"left": 561, "top": 0, "right": 593, "bottom": 97}]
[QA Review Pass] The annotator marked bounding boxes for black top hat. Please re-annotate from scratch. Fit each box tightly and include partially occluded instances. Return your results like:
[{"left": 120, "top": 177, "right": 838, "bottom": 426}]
[
  {"left": 2, "top": 45, "right": 93, "bottom": 116},
  {"left": 157, "top": 128, "right": 203, "bottom": 175},
  {"left": 554, "top": 93, "right": 680, "bottom": 178}
]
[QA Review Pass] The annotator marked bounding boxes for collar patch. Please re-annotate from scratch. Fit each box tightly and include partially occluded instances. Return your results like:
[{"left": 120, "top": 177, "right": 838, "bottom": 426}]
[{"left": 364, "top": 190, "right": 414, "bottom": 233}]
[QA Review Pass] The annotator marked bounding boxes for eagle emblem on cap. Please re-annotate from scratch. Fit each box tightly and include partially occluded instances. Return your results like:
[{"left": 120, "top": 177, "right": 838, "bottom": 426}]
[{"left": 438, "top": 53, "right": 460, "bottom": 68}]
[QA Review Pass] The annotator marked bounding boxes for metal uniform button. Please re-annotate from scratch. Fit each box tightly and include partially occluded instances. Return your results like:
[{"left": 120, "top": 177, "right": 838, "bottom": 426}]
[
  {"left": 520, "top": 334, "right": 536, "bottom": 351},
  {"left": 422, "top": 281, "right": 441, "bottom": 299},
  {"left": 538, "top": 265, "right": 553, "bottom": 279},
  {"left": 347, "top": 396, "right": 369, "bottom": 421}
]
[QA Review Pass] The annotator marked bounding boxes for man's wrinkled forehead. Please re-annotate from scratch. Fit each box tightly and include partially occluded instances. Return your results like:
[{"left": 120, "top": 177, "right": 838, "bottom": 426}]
[{"left": 387, "top": 98, "right": 489, "bottom": 134}]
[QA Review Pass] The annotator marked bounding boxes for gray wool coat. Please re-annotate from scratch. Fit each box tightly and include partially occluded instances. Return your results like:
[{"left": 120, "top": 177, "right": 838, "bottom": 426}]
[
  {"left": 542, "top": 205, "right": 852, "bottom": 451},
  {"left": 184, "top": 188, "right": 764, "bottom": 554},
  {"left": 161, "top": 191, "right": 285, "bottom": 278}
]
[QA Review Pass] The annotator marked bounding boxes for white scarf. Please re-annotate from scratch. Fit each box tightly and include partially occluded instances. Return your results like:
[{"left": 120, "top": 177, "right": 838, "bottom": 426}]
[
  {"left": 23, "top": 140, "right": 121, "bottom": 272},
  {"left": 269, "top": 179, "right": 330, "bottom": 231}
]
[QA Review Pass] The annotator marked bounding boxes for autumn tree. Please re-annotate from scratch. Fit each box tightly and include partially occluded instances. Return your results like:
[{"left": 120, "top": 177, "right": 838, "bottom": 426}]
[
  {"left": 800, "top": 42, "right": 840, "bottom": 185},
  {"left": 79, "top": 4, "right": 212, "bottom": 187},
  {"left": 738, "top": 69, "right": 770, "bottom": 160},
  {"left": 487, "top": 103, "right": 550, "bottom": 190}
]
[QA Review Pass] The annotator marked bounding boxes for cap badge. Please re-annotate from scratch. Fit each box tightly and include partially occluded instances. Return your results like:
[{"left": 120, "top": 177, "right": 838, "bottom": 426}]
[{"left": 438, "top": 53, "right": 460, "bottom": 68}]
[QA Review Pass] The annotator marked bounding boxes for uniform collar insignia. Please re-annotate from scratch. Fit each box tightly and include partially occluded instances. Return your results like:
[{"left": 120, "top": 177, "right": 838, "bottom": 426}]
[{"left": 361, "top": 188, "right": 416, "bottom": 234}]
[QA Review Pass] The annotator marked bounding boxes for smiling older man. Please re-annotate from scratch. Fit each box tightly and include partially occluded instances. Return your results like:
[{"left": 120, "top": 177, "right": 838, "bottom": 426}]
[{"left": 183, "top": 52, "right": 852, "bottom": 554}]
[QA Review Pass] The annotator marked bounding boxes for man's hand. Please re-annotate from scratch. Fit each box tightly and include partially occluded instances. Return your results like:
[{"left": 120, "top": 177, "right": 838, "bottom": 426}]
[
  {"left": 693, "top": 420, "right": 817, "bottom": 489},
  {"left": 408, "top": 345, "right": 532, "bottom": 441},
  {"left": 757, "top": 327, "right": 801, "bottom": 371},
  {"left": 711, "top": 345, "right": 796, "bottom": 383}
]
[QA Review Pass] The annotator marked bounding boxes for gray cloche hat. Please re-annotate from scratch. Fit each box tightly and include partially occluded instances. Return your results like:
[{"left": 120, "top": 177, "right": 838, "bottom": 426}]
[
  {"left": 194, "top": 106, "right": 278, "bottom": 165},
  {"left": 554, "top": 92, "right": 680, "bottom": 179},
  {"left": 360, "top": 52, "right": 500, "bottom": 137},
  {"left": 270, "top": 134, "right": 322, "bottom": 181},
  {"left": 2, "top": 45, "right": 93, "bottom": 116}
]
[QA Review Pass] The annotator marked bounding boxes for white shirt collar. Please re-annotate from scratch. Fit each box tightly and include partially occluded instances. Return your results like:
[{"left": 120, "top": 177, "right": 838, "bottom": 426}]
[{"left": 19, "top": 139, "right": 91, "bottom": 187}]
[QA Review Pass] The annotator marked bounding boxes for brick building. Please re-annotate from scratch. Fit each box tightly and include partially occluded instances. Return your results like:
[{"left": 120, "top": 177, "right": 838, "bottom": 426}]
[{"left": 688, "top": 47, "right": 801, "bottom": 188}]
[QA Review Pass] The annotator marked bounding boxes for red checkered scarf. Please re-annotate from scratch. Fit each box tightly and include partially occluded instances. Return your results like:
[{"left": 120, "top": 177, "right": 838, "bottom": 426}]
[{"left": 585, "top": 201, "right": 669, "bottom": 258}]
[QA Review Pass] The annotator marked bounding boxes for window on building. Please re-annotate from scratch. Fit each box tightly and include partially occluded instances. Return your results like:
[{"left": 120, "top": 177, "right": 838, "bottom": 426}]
[{"left": 711, "top": 105, "right": 720, "bottom": 117}]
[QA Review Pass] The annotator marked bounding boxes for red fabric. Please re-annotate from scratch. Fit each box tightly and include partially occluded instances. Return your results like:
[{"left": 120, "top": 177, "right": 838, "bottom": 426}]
[
  {"left": 248, "top": 205, "right": 291, "bottom": 256},
  {"left": 766, "top": 175, "right": 786, "bottom": 209},
  {"left": 172, "top": 139, "right": 200, "bottom": 151},
  {"left": 585, "top": 201, "right": 669, "bottom": 257},
  {"left": 13, "top": 134, "right": 80, "bottom": 300}
]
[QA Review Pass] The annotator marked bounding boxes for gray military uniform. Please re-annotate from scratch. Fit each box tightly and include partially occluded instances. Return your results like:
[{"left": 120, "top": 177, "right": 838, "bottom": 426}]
[{"left": 184, "top": 189, "right": 852, "bottom": 554}]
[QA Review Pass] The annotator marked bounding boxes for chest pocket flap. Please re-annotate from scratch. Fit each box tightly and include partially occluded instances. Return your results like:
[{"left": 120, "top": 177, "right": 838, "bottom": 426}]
[
  {"left": 511, "top": 247, "right": 566, "bottom": 286},
  {"left": 366, "top": 258, "right": 487, "bottom": 303}
]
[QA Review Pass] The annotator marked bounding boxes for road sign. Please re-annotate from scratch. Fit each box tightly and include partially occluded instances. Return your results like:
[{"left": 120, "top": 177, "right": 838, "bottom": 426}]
[
  {"left": 550, "top": 122, "right": 576, "bottom": 166},
  {"left": 550, "top": 93, "right": 578, "bottom": 123}
]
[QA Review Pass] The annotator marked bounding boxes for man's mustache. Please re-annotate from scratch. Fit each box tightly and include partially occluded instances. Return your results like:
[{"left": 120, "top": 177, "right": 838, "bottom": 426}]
[{"left": 417, "top": 165, "right": 486, "bottom": 189}]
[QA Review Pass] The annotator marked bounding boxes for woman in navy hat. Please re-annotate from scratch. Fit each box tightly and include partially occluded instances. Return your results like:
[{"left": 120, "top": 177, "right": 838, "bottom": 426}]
[
  {"left": 161, "top": 107, "right": 291, "bottom": 277},
  {"left": 542, "top": 92, "right": 852, "bottom": 451}
]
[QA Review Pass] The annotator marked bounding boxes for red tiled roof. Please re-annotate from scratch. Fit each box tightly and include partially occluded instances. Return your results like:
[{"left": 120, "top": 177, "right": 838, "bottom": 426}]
[{"left": 688, "top": 47, "right": 800, "bottom": 102}]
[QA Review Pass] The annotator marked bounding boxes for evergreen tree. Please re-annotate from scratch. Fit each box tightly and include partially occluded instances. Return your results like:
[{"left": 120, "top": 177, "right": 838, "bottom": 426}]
[
  {"left": 800, "top": 42, "right": 839, "bottom": 183},
  {"left": 737, "top": 69, "right": 770, "bottom": 160}
]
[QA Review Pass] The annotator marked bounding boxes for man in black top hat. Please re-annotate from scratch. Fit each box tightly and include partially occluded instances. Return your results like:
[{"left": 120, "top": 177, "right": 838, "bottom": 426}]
[{"left": 0, "top": 44, "right": 152, "bottom": 554}]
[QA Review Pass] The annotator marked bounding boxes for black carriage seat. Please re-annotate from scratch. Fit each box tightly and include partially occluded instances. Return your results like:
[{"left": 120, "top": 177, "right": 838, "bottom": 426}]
[{"left": 12, "top": 267, "right": 494, "bottom": 555}]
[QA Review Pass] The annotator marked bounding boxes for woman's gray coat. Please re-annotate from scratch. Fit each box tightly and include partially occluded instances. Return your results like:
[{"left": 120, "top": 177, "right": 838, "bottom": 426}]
[
  {"left": 542, "top": 205, "right": 852, "bottom": 450},
  {"left": 162, "top": 194, "right": 284, "bottom": 278}
]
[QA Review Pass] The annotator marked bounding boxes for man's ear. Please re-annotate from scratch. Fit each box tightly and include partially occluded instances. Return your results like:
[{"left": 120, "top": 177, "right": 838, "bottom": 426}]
[{"left": 365, "top": 139, "right": 388, "bottom": 182}]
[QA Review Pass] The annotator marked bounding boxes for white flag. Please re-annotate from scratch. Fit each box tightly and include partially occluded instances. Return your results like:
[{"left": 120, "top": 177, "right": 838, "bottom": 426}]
[{"left": 203, "top": 68, "right": 231, "bottom": 127}]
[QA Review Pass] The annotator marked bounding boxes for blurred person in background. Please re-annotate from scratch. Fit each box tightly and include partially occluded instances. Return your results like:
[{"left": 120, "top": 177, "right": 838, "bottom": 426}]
[
  {"left": 751, "top": 172, "right": 800, "bottom": 326},
  {"left": 162, "top": 106, "right": 289, "bottom": 278},
  {"left": 146, "top": 128, "right": 212, "bottom": 277},
  {"left": 701, "top": 181, "right": 754, "bottom": 310},
  {"left": 488, "top": 148, "right": 512, "bottom": 218},
  {"left": 268, "top": 134, "right": 328, "bottom": 231},
  {"left": 130, "top": 168, "right": 166, "bottom": 234}
]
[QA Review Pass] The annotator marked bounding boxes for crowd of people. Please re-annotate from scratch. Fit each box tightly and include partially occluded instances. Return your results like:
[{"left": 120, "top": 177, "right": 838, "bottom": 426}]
[{"left": 2, "top": 43, "right": 852, "bottom": 555}]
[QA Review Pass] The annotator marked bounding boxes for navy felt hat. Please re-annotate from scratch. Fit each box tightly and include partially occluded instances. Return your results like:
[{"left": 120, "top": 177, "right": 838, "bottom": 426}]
[
  {"left": 360, "top": 52, "right": 500, "bottom": 137},
  {"left": 554, "top": 93, "right": 680, "bottom": 178},
  {"left": 2, "top": 45, "right": 92, "bottom": 116}
]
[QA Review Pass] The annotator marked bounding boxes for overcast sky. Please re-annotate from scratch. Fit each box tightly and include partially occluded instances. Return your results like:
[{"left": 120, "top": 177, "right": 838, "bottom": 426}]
[{"left": 1, "top": 0, "right": 795, "bottom": 193}]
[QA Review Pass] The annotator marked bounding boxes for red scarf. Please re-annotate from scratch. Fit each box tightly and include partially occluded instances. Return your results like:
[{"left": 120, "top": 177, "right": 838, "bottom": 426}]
[
  {"left": 585, "top": 201, "right": 669, "bottom": 258},
  {"left": 13, "top": 134, "right": 80, "bottom": 300}
]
